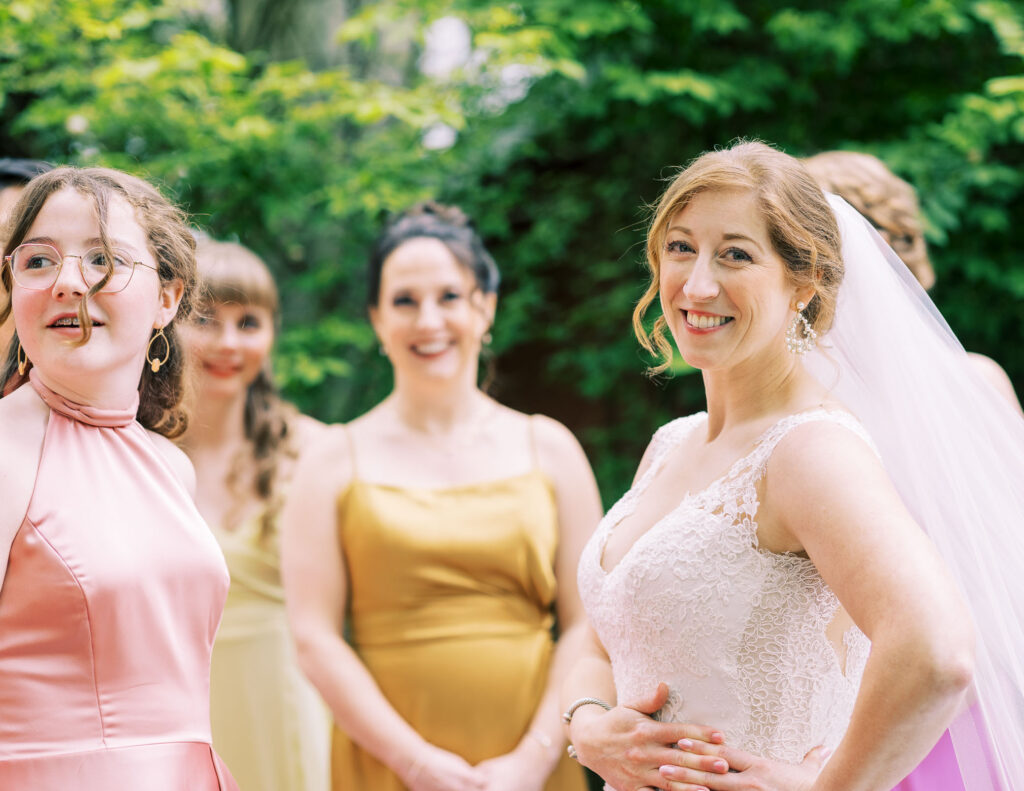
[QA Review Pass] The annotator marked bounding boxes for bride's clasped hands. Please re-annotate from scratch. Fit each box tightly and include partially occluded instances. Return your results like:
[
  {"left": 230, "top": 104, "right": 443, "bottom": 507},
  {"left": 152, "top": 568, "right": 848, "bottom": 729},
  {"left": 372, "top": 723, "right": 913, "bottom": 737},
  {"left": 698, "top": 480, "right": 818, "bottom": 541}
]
[
  {"left": 661, "top": 736, "right": 831, "bottom": 791},
  {"left": 567, "top": 683, "right": 732, "bottom": 791},
  {"left": 566, "top": 681, "right": 830, "bottom": 791}
]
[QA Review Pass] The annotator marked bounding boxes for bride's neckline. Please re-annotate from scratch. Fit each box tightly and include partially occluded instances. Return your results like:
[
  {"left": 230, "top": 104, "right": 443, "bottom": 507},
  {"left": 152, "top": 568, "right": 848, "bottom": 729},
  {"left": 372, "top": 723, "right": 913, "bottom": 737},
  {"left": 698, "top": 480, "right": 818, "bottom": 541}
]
[{"left": 597, "top": 407, "right": 848, "bottom": 575}]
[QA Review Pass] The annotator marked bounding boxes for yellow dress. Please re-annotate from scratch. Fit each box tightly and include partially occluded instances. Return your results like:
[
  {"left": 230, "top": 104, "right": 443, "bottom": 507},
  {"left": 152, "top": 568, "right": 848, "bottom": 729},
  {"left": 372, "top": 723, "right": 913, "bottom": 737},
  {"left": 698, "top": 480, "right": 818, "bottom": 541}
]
[
  {"left": 210, "top": 512, "right": 331, "bottom": 791},
  {"left": 332, "top": 470, "right": 587, "bottom": 791}
]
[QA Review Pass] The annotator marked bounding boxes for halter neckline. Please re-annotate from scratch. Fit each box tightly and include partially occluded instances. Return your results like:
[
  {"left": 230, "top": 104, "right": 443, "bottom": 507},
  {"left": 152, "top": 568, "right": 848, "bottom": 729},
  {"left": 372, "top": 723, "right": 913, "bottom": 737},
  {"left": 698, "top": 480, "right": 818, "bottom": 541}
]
[{"left": 29, "top": 369, "right": 138, "bottom": 428}]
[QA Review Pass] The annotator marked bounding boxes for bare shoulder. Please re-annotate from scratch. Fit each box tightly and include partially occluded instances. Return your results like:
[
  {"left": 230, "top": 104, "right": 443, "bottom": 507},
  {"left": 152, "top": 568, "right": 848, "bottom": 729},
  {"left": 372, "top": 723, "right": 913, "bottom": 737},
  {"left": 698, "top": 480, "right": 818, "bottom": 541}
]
[
  {"left": 147, "top": 431, "right": 198, "bottom": 498},
  {"left": 292, "top": 422, "right": 355, "bottom": 493},
  {"left": 524, "top": 412, "right": 601, "bottom": 500},
  {"left": 768, "top": 417, "right": 882, "bottom": 484},
  {"left": 528, "top": 412, "right": 586, "bottom": 463},
  {"left": 0, "top": 384, "right": 50, "bottom": 474},
  {"left": 764, "top": 416, "right": 892, "bottom": 519},
  {"left": 0, "top": 385, "right": 50, "bottom": 584},
  {"left": 967, "top": 352, "right": 1022, "bottom": 414},
  {"left": 523, "top": 411, "right": 602, "bottom": 569},
  {"left": 280, "top": 422, "right": 355, "bottom": 552},
  {"left": 290, "top": 412, "right": 329, "bottom": 448}
]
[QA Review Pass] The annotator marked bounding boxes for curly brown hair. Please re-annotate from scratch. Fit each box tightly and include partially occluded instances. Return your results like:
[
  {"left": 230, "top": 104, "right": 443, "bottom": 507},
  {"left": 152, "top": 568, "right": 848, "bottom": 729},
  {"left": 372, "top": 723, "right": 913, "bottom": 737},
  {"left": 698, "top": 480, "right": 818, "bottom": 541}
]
[
  {"left": 635, "top": 141, "right": 844, "bottom": 374},
  {"left": 802, "top": 150, "right": 934, "bottom": 289},
  {"left": 1, "top": 167, "right": 197, "bottom": 437}
]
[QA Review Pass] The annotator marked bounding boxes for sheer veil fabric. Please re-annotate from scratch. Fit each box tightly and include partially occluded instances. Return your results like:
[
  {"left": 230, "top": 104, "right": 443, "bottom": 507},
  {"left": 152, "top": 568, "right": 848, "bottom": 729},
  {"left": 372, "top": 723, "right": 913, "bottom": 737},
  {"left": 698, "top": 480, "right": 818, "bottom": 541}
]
[{"left": 806, "top": 196, "right": 1024, "bottom": 788}]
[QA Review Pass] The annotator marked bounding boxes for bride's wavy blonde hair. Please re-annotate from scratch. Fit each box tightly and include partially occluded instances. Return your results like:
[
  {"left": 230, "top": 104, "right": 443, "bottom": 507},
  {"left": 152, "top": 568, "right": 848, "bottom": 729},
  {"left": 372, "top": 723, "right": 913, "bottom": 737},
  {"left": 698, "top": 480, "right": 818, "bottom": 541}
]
[{"left": 635, "top": 141, "right": 844, "bottom": 374}]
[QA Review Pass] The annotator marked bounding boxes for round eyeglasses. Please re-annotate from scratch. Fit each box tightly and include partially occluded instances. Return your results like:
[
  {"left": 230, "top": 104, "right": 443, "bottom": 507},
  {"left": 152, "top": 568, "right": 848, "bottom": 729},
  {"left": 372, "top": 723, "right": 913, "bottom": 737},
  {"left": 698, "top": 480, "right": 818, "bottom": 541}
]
[{"left": 4, "top": 243, "right": 157, "bottom": 294}]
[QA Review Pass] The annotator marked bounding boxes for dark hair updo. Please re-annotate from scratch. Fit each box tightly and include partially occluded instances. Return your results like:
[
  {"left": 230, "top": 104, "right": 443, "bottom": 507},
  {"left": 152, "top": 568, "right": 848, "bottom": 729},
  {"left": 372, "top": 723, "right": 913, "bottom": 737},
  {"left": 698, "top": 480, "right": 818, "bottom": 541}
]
[{"left": 366, "top": 201, "right": 500, "bottom": 307}]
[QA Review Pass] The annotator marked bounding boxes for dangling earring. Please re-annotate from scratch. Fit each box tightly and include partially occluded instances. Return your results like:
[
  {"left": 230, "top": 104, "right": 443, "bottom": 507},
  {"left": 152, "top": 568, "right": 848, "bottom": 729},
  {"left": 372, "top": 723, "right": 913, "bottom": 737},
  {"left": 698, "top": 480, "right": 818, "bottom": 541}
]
[
  {"left": 16, "top": 341, "right": 28, "bottom": 376},
  {"left": 785, "top": 301, "right": 817, "bottom": 355},
  {"left": 482, "top": 331, "right": 493, "bottom": 346},
  {"left": 146, "top": 326, "right": 170, "bottom": 373}
]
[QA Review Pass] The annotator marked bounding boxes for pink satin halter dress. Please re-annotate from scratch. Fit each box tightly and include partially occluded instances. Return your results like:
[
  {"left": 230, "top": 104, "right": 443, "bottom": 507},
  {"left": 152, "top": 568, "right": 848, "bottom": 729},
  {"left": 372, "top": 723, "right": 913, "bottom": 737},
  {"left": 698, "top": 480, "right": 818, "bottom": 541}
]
[{"left": 0, "top": 372, "right": 238, "bottom": 789}]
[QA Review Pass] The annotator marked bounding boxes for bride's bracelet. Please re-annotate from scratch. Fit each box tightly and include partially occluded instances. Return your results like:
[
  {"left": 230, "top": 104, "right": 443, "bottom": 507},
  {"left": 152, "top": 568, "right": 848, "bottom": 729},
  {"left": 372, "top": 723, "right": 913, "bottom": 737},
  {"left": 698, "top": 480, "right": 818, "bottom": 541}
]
[
  {"left": 561, "top": 697, "right": 612, "bottom": 725},
  {"left": 563, "top": 697, "right": 612, "bottom": 762}
]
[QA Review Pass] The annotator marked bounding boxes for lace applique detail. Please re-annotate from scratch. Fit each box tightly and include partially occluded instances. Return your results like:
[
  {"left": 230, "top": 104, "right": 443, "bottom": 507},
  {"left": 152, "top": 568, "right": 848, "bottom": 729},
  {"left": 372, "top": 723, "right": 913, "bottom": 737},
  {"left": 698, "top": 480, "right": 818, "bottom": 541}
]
[{"left": 579, "top": 410, "right": 873, "bottom": 763}]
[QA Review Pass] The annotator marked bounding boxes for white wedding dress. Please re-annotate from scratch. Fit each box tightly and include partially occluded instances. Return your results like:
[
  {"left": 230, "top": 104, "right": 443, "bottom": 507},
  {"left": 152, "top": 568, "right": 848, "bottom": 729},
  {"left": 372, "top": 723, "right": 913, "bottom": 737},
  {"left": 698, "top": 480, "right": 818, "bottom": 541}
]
[{"left": 578, "top": 408, "right": 873, "bottom": 770}]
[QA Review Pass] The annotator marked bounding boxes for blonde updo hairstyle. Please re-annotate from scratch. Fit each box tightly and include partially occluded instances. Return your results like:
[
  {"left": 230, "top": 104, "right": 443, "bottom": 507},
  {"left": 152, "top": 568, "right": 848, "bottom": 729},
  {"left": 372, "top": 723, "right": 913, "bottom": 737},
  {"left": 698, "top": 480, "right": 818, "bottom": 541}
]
[
  {"left": 1, "top": 166, "right": 196, "bottom": 436},
  {"left": 634, "top": 141, "right": 844, "bottom": 374},
  {"left": 193, "top": 239, "right": 297, "bottom": 541},
  {"left": 802, "top": 150, "right": 934, "bottom": 290}
]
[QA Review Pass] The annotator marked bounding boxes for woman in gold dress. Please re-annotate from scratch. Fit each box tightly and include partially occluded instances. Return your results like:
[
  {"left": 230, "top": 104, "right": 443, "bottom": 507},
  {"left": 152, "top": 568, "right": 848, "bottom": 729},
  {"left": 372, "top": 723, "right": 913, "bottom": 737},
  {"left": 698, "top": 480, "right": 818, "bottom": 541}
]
[
  {"left": 179, "top": 240, "right": 330, "bottom": 791},
  {"left": 281, "top": 203, "right": 602, "bottom": 791}
]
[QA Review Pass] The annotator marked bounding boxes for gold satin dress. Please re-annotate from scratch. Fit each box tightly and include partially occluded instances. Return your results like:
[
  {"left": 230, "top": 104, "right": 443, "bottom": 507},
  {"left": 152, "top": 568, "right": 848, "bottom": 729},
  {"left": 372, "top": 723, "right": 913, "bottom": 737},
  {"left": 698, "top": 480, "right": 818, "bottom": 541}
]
[
  {"left": 210, "top": 512, "right": 331, "bottom": 791},
  {"left": 332, "top": 470, "right": 587, "bottom": 791}
]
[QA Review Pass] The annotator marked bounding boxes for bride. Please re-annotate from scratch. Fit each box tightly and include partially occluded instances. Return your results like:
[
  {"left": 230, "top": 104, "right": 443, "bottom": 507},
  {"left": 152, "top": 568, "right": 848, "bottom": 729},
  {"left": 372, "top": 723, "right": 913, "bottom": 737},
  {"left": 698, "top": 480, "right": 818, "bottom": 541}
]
[{"left": 562, "top": 141, "right": 1024, "bottom": 790}]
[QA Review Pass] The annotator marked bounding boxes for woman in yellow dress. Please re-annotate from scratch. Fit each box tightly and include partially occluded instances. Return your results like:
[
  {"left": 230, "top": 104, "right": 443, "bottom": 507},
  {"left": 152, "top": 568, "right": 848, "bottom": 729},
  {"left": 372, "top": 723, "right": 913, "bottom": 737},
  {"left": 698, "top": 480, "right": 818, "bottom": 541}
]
[
  {"left": 281, "top": 202, "right": 602, "bottom": 791},
  {"left": 179, "top": 239, "right": 331, "bottom": 791}
]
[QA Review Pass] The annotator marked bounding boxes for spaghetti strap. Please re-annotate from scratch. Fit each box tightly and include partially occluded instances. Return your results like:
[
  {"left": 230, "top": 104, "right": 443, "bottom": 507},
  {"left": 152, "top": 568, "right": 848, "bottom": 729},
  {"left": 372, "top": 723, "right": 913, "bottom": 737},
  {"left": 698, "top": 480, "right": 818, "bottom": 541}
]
[{"left": 527, "top": 414, "right": 540, "bottom": 471}]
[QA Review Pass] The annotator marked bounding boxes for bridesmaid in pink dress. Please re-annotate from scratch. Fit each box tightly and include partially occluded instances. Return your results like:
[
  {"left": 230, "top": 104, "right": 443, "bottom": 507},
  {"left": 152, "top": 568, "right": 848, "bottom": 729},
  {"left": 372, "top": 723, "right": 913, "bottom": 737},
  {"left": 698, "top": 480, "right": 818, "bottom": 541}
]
[{"left": 0, "top": 166, "right": 238, "bottom": 789}]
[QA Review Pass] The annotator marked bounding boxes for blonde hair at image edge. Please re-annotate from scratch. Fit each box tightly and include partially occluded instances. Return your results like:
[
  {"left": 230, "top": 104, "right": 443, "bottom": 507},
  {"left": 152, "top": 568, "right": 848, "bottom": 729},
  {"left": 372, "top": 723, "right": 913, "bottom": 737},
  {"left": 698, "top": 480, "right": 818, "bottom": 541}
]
[{"left": 634, "top": 141, "right": 844, "bottom": 374}]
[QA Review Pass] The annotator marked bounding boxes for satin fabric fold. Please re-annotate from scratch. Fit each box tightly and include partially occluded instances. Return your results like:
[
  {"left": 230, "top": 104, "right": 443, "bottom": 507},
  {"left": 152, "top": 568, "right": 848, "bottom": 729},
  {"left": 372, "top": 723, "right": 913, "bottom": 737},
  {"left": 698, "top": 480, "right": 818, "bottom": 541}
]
[{"left": 331, "top": 472, "right": 586, "bottom": 791}]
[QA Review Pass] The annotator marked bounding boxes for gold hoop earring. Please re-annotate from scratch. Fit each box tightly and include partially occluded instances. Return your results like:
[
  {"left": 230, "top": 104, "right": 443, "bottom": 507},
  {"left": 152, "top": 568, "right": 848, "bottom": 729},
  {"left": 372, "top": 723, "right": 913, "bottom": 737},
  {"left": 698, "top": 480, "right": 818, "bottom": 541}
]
[
  {"left": 17, "top": 341, "right": 27, "bottom": 376},
  {"left": 147, "top": 327, "right": 170, "bottom": 373}
]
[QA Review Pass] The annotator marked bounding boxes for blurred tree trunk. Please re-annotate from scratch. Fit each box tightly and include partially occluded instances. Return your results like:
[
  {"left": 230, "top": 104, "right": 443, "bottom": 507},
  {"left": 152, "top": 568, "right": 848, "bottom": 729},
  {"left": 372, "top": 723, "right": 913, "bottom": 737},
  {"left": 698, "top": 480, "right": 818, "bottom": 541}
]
[
  {"left": 224, "top": 0, "right": 416, "bottom": 80},
  {"left": 226, "top": 0, "right": 352, "bottom": 69}
]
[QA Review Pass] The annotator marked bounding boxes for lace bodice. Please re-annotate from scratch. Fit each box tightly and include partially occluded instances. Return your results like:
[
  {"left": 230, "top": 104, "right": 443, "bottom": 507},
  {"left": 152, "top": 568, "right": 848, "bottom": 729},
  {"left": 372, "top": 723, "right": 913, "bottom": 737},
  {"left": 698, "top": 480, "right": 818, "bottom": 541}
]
[{"left": 578, "top": 410, "right": 873, "bottom": 764}]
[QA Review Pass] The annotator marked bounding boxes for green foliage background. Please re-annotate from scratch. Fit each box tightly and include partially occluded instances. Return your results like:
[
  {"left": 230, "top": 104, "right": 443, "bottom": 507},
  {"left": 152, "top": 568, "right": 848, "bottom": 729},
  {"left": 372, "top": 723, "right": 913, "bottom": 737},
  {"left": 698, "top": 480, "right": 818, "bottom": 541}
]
[{"left": 2, "top": 0, "right": 1022, "bottom": 506}]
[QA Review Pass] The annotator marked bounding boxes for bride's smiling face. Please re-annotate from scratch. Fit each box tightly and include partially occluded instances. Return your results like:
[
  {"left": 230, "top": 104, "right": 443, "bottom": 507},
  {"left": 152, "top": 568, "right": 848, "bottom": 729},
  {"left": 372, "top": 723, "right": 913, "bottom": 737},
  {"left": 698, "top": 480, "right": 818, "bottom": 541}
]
[{"left": 658, "top": 188, "right": 807, "bottom": 372}]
